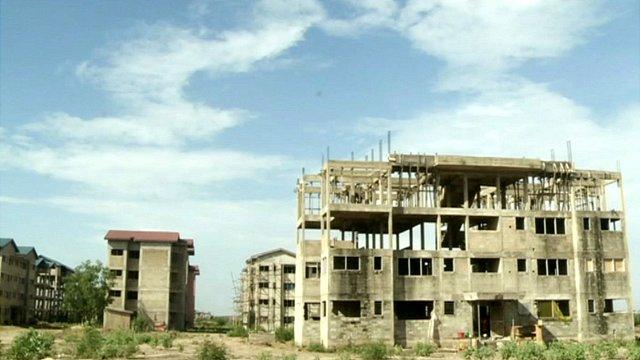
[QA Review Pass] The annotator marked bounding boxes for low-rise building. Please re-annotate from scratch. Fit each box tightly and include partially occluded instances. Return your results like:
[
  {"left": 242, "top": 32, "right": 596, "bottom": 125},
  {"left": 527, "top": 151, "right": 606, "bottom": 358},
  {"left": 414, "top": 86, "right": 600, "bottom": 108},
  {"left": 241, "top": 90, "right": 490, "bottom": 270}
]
[
  {"left": 0, "top": 238, "right": 37, "bottom": 324},
  {"left": 34, "top": 255, "right": 74, "bottom": 322},
  {"left": 103, "top": 230, "right": 199, "bottom": 331},
  {"left": 241, "top": 248, "right": 296, "bottom": 331}
]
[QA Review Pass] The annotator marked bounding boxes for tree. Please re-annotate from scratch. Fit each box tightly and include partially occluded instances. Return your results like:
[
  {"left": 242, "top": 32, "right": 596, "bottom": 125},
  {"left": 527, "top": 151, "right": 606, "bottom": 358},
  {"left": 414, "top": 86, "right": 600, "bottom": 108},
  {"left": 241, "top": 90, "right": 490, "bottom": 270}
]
[{"left": 62, "top": 260, "right": 113, "bottom": 324}]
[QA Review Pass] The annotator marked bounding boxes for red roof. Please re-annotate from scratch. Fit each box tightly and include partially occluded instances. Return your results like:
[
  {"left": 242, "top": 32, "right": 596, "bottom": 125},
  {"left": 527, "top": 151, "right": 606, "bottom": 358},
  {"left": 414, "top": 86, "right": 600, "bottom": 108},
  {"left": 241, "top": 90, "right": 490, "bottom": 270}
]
[{"left": 104, "top": 230, "right": 180, "bottom": 243}]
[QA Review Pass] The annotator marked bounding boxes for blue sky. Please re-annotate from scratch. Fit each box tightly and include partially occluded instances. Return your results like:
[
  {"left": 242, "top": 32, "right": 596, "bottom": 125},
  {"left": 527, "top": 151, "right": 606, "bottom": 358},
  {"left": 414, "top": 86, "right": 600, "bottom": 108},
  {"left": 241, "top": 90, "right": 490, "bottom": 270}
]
[{"left": 1, "top": 0, "right": 639, "bottom": 314}]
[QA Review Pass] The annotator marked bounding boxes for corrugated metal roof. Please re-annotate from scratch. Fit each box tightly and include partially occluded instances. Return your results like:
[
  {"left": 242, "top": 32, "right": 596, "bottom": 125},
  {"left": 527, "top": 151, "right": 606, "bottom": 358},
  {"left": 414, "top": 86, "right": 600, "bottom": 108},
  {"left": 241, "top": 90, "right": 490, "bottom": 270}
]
[
  {"left": 0, "top": 237, "right": 15, "bottom": 249},
  {"left": 246, "top": 248, "right": 295, "bottom": 263},
  {"left": 17, "top": 246, "right": 37, "bottom": 256},
  {"left": 104, "top": 230, "right": 181, "bottom": 242}
]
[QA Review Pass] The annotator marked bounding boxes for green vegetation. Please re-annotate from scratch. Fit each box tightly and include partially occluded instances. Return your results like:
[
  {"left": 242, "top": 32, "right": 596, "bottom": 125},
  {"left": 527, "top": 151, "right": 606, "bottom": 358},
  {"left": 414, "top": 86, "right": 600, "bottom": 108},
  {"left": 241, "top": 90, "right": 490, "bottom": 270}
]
[
  {"left": 257, "top": 351, "right": 273, "bottom": 360},
  {"left": 413, "top": 341, "right": 436, "bottom": 356},
  {"left": 6, "top": 329, "right": 55, "bottom": 360},
  {"left": 358, "top": 342, "right": 389, "bottom": 360},
  {"left": 464, "top": 345, "right": 496, "bottom": 360},
  {"left": 226, "top": 325, "right": 249, "bottom": 338},
  {"left": 306, "top": 342, "right": 330, "bottom": 352},
  {"left": 194, "top": 317, "right": 233, "bottom": 333},
  {"left": 275, "top": 326, "right": 294, "bottom": 342},
  {"left": 62, "top": 260, "right": 113, "bottom": 324},
  {"left": 197, "top": 340, "right": 228, "bottom": 360},
  {"left": 131, "top": 312, "right": 154, "bottom": 332},
  {"left": 62, "top": 326, "right": 179, "bottom": 359}
]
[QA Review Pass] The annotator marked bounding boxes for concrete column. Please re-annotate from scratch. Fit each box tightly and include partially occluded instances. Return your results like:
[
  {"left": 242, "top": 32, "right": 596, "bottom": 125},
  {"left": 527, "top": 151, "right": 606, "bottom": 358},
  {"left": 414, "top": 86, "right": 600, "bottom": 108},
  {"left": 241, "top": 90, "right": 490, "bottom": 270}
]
[
  {"left": 463, "top": 175, "right": 469, "bottom": 208},
  {"left": 495, "top": 176, "right": 502, "bottom": 210},
  {"left": 524, "top": 176, "right": 530, "bottom": 211},
  {"left": 435, "top": 215, "right": 441, "bottom": 250},
  {"left": 569, "top": 187, "right": 586, "bottom": 341}
]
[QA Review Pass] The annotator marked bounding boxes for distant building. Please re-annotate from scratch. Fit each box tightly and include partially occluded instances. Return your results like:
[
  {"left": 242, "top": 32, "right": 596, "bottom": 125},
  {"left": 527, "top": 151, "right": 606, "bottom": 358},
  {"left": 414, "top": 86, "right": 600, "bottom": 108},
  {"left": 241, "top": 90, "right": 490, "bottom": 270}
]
[
  {"left": 0, "top": 238, "right": 37, "bottom": 325},
  {"left": 103, "top": 230, "right": 199, "bottom": 331},
  {"left": 34, "top": 255, "right": 74, "bottom": 322},
  {"left": 241, "top": 248, "right": 296, "bottom": 331}
]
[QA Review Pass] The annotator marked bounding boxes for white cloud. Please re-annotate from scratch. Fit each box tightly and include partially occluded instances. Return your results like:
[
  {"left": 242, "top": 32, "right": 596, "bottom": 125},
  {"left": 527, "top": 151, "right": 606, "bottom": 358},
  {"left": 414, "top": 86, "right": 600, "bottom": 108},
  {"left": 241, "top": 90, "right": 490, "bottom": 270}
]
[{"left": 321, "top": 0, "right": 606, "bottom": 91}]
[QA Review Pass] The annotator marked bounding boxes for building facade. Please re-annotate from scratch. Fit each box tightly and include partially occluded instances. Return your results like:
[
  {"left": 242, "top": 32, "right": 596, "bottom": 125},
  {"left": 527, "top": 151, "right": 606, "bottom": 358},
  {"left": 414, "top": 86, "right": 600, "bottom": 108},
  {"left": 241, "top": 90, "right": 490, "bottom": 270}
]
[
  {"left": 103, "top": 230, "right": 198, "bottom": 331},
  {"left": 242, "top": 248, "right": 296, "bottom": 331},
  {"left": 34, "top": 255, "right": 74, "bottom": 322},
  {"left": 294, "top": 154, "right": 634, "bottom": 349},
  {"left": 0, "top": 238, "right": 37, "bottom": 325}
]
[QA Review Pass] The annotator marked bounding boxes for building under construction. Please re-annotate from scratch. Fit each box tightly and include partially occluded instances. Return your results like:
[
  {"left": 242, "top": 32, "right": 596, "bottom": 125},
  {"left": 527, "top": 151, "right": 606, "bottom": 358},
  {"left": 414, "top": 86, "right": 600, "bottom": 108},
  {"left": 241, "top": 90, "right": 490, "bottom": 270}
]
[
  {"left": 294, "top": 153, "right": 633, "bottom": 349},
  {"left": 241, "top": 248, "right": 296, "bottom": 331}
]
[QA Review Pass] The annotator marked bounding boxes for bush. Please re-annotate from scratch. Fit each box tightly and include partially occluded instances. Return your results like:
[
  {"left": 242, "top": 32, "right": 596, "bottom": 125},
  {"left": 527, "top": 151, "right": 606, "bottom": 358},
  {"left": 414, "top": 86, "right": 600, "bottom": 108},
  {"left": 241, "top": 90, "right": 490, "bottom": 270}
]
[
  {"left": 588, "top": 341, "right": 617, "bottom": 360},
  {"left": 227, "top": 326, "right": 249, "bottom": 338},
  {"left": 463, "top": 345, "right": 495, "bottom": 360},
  {"left": 628, "top": 341, "right": 640, "bottom": 360},
  {"left": 257, "top": 351, "right": 273, "bottom": 360},
  {"left": 7, "top": 329, "right": 55, "bottom": 360},
  {"left": 159, "top": 332, "right": 175, "bottom": 348},
  {"left": 197, "top": 340, "right": 227, "bottom": 360},
  {"left": 359, "top": 343, "right": 389, "bottom": 360},
  {"left": 98, "top": 330, "right": 138, "bottom": 359},
  {"left": 545, "top": 341, "right": 587, "bottom": 360},
  {"left": 512, "top": 341, "right": 544, "bottom": 360},
  {"left": 275, "top": 327, "right": 294, "bottom": 342},
  {"left": 75, "top": 327, "right": 104, "bottom": 359},
  {"left": 413, "top": 342, "right": 436, "bottom": 356},
  {"left": 131, "top": 313, "right": 154, "bottom": 332}
]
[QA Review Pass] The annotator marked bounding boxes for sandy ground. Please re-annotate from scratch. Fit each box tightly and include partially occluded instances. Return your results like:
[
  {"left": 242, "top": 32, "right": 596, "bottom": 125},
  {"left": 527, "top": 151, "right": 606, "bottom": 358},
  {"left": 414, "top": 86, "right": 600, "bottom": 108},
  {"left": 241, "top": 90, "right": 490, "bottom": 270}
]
[{"left": 0, "top": 326, "right": 461, "bottom": 359}]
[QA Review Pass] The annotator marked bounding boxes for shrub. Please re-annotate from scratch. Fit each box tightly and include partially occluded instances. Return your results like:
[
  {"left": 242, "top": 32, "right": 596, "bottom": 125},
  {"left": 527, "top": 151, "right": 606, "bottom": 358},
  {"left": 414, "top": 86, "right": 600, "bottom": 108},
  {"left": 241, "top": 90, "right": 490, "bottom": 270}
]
[
  {"left": 463, "top": 346, "right": 495, "bottom": 360},
  {"left": 75, "top": 327, "right": 104, "bottom": 359},
  {"left": 307, "top": 342, "right": 328, "bottom": 352},
  {"left": 257, "top": 351, "right": 273, "bottom": 360},
  {"left": 159, "top": 332, "right": 175, "bottom": 348},
  {"left": 588, "top": 341, "right": 617, "bottom": 360},
  {"left": 198, "top": 340, "right": 227, "bottom": 360},
  {"left": 359, "top": 342, "right": 389, "bottom": 360},
  {"left": 227, "top": 325, "right": 249, "bottom": 338},
  {"left": 131, "top": 313, "right": 154, "bottom": 332},
  {"left": 499, "top": 341, "right": 517, "bottom": 360},
  {"left": 98, "top": 330, "right": 138, "bottom": 359},
  {"left": 513, "top": 341, "right": 544, "bottom": 360},
  {"left": 413, "top": 342, "right": 436, "bottom": 356},
  {"left": 544, "top": 341, "right": 587, "bottom": 360},
  {"left": 627, "top": 341, "right": 640, "bottom": 360},
  {"left": 275, "top": 327, "right": 294, "bottom": 342},
  {"left": 7, "top": 329, "right": 55, "bottom": 360}
]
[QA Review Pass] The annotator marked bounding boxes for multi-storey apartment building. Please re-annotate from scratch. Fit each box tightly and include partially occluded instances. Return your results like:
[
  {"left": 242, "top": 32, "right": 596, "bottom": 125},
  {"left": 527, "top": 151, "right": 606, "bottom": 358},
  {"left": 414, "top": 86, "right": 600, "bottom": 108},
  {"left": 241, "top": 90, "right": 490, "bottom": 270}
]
[
  {"left": 242, "top": 248, "right": 296, "bottom": 331},
  {"left": 294, "top": 154, "right": 633, "bottom": 348},
  {"left": 0, "top": 238, "right": 37, "bottom": 325},
  {"left": 103, "top": 230, "right": 198, "bottom": 331},
  {"left": 34, "top": 255, "right": 74, "bottom": 322}
]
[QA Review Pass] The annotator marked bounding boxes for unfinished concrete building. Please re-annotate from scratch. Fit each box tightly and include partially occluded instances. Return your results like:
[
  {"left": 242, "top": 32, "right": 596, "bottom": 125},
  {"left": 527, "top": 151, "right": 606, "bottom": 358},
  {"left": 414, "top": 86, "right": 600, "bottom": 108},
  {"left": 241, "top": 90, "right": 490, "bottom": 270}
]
[
  {"left": 0, "top": 238, "right": 37, "bottom": 325},
  {"left": 34, "top": 255, "right": 74, "bottom": 322},
  {"left": 294, "top": 154, "right": 634, "bottom": 349},
  {"left": 242, "top": 248, "right": 296, "bottom": 331},
  {"left": 103, "top": 230, "right": 198, "bottom": 331}
]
